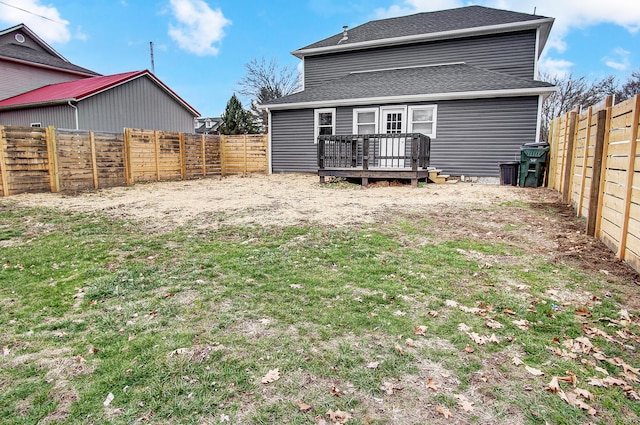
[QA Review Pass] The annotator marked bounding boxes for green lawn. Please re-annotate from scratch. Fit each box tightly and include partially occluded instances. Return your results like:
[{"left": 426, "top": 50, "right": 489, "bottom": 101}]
[{"left": 0, "top": 194, "right": 639, "bottom": 424}]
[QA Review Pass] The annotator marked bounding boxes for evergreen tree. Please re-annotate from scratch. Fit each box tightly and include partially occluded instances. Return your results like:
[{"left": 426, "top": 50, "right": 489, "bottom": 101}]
[{"left": 219, "top": 94, "right": 257, "bottom": 135}]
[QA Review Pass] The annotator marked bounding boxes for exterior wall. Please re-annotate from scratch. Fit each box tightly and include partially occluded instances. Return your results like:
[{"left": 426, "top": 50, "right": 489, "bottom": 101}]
[
  {"left": 0, "top": 104, "right": 75, "bottom": 128},
  {"left": 271, "top": 109, "right": 315, "bottom": 173},
  {"left": 0, "top": 60, "right": 82, "bottom": 100},
  {"left": 78, "top": 76, "right": 195, "bottom": 133},
  {"left": 270, "top": 96, "right": 539, "bottom": 177},
  {"left": 304, "top": 31, "right": 536, "bottom": 88}
]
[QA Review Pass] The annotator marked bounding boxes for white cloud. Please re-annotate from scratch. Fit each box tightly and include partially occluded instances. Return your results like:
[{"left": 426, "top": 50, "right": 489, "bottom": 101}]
[
  {"left": 603, "top": 47, "right": 631, "bottom": 71},
  {"left": 373, "top": 1, "right": 640, "bottom": 54},
  {"left": 538, "top": 56, "right": 574, "bottom": 78},
  {"left": 168, "top": 0, "right": 231, "bottom": 56},
  {"left": 0, "top": 0, "right": 70, "bottom": 44}
]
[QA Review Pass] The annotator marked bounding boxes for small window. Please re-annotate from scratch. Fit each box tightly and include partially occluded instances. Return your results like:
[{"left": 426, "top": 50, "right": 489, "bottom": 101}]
[
  {"left": 408, "top": 105, "right": 437, "bottom": 138},
  {"left": 314, "top": 108, "right": 336, "bottom": 143},
  {"left": 353, "top": 108, "right": 378, "bottom": 134},
  {"left": 30, "top": 122, "right": 42, "bottom": 128}
]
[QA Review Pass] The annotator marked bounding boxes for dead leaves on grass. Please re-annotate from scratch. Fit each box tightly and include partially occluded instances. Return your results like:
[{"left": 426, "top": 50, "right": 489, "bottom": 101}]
[{"left": 260, "top": 369, "right": 280, "bottom": 384}]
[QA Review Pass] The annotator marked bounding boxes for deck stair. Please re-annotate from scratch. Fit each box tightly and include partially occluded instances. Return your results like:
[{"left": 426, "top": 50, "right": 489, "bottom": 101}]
[{"left": 427, "top": 167, "right": 450, "bottom": 184}]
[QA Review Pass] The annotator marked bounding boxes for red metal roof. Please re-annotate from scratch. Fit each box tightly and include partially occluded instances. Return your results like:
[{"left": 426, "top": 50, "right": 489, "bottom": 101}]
[{"left": 0, "top": 70, "right": 199, "bottom": 116}]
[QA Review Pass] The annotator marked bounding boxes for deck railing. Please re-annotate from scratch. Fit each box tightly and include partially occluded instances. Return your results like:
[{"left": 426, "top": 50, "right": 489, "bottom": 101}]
[{"left": 317, "top": 133, "right": 430, "bottom": 171}]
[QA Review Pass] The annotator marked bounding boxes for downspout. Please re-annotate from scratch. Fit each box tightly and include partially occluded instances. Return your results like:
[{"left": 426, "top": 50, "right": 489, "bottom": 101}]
[
  {"left": 68, "top": 100, "right": 79, "bottom": 130},
  {"left": 266, "top": 107, "right": 273, "bottom": 174}
]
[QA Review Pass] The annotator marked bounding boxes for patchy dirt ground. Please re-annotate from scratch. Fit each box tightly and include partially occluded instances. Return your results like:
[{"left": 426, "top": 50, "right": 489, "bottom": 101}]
[{"left": 6, "top": 173, "right": 639, "bottom": 304}]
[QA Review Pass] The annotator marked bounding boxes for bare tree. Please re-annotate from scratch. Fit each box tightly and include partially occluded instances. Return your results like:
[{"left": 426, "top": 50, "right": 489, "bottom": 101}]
[
  {"left": 539, "top": 73, "right": 618, "bottom": 141},
  {"left": 617, "top": 69, "right": 640, "bottom": 103},
  {"left": 237, "top": 57, "right": 301, "bottom": 132}
]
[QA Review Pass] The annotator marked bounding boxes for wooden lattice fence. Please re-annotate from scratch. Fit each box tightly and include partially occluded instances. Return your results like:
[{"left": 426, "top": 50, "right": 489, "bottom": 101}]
[
  {"left": 0, "top": 126, "right": 267, "bottom": 196},
  {"left": 548, "top": 94, "right": 640, "bottom": 271}
]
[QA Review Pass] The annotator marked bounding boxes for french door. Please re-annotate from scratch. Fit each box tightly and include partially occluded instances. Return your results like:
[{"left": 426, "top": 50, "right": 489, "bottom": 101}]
[{"left": 380, "top": 107, "right": 406, "bottom": 168}]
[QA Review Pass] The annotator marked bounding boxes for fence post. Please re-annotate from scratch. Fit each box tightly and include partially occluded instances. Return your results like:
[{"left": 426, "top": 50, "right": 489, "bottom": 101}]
[
  {"left": 89, "top": 131, "right": 99, "bottom": 189},
  {"left": 244, "top": 135, "right": 248, "bottom": 175},
  {"left": 153, "top": 130, "right": 160, "bottom": 181},
  {"left": 45, "top": 126, "right": 60, "bottom": 193},
  {"left": 0, "top": 126, "right": 9, "bottom": 196},
  {"left": 123, "top": 128, "right": 134, "bottom": 185},
  {"left": 221, "top": 135, "right": 227, "bottom": 176},
  {"left": 201, "top": 134, "right": 206, "bottom": 176},
  {"left": 587, "top": 109, "right": 608, "bottom": 236},
  {"left": 179, "top": 132, "right": 186, "bottom": 180},
  {"left": 617, "top": 95, "right": 640, "bottom": 260},
  {"left": 562, "top": 111, "right": 578, "bottom": 204},
  {"left": 576, "top": 107, "right": 593, "bottom": 216}
]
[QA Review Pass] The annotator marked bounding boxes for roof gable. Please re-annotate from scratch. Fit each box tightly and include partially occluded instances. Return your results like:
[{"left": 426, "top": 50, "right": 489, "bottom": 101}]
[
  {"left": 293, "top": 5, "right": 553, "bottom": 58},
  {"left": 0, "top": 70, "right": 199, "bottom": 116},
  {"left": 0, "top": 23, "right": 99, "bottom": 76}
]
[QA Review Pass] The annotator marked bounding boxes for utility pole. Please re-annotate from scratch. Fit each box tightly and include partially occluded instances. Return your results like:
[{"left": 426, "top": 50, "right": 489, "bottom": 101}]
[{"left": 150, "top": 41, "right": 155, "bottom": 74}]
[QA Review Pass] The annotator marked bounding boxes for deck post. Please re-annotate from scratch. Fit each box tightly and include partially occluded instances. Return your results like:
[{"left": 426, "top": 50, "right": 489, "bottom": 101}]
[
  {"left": 362, "top": 136, "right": 369, "bottom": 186},
  {"left": 318, "top": 137, "right": 325, "bottom": 184},
  {"left": 351, "top": 136, "right": 357, "bottom": 168}
]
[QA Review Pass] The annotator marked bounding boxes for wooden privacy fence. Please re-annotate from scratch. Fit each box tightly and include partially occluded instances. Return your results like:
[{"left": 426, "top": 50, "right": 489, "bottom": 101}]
[
  {"left": 548, "top": 94, "right": 640, "bottom": 271},
  {"left": 0, "top": 126, "right": 268, "bottom": 196}
]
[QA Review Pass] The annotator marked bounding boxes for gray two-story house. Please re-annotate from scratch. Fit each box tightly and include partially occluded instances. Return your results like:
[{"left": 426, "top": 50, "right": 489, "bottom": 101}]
[{"left": 261, "top": 5, "right": 556, "bottom": 177}]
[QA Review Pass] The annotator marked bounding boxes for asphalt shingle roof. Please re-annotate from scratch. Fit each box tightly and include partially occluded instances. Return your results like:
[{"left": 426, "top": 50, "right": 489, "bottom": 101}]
[
  {"left": 0, "top": 43, "right": 100, "bottom": 76},
  {"left": 263, "top": 63, "right": 554, "bottom": 107},
  {"left": 300, "top": 5, "right": 550, "bottom": 51}
]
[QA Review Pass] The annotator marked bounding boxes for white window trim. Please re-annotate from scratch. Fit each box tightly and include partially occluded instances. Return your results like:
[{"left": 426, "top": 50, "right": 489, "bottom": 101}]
[
  {"left": 407, "top": 105, "right": 437, "bottom": 138},
  {"left": 314, "top": 108, "right": 336, "bottom": 144},
  {"left": 352, "top": 107, "right": 379, "bottom": 134}
]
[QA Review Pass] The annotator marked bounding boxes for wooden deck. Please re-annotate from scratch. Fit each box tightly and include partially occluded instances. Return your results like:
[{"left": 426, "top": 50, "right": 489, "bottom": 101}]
[{"left": 317, "top": 133, "right": 431, "bottom": 187}]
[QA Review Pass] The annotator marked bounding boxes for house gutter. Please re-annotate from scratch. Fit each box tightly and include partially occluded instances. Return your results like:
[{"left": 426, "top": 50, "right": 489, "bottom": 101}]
[
  {"left": 68, "top": 100, "right": 79, "bottom": 130},
  {"left": 261, "top": 86, "right": 558, "bottom": 111}
]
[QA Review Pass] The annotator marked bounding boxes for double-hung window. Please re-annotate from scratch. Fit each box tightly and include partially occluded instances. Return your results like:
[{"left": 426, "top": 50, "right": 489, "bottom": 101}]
[
  {"left": 408, "top": 105, "right": 437, "bottom": 138},
  {"left": 314, "top": 108, "right": 336, "bottom": 143},
  {"left": 352, "top": 108, "right": 378, "bottom": 134}
]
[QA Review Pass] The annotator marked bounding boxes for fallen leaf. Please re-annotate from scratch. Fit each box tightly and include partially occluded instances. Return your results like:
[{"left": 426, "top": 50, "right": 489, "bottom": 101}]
[
  {"left": 445, "top": 300, "right": 459, "bottom": 308},
  {"left": 326, "top": 409, "right": 351, "bottom": 424},
  {"left": 103, "top": 392, "right": 114, "bottom": 407},
  {"left": 331, "top": 386, "right": 343, "bottom": 397},
  {"left": 296, "top": 400, "right": 313, "bottom": 412},
  {"left": 454, "top": 394, "right": 474, "bottom": 412},
  {"left": 395, "top": 345, "right": 404, "bottom": 356},
  {"left": 405, "top": 338, "right": 417, "bottom": 347},
  {"left": 414, "top": 325, "right": 428, "bottom": 336},
  {"left": 573, "top": 397, "right": 597, "bottom": 416},
  {"left": 427, "top": 310, "right": 439, "bottom": 317},
  {"left": 547, "top": 377, "right": 561, "bottom": 392},
  {"left": 435, "top": 405, "right": 452, "bottom": 418},
  {"left": 457, "top": 323, "right": 471, "bottom": 332},
  {"left": 426, "top": 378, "right": 439, "bottom": 390},
  {"left": 366, "top": 362, "right": 379, "bottom": 369},
  {"left": 512, "top": 356, "right": 524, "bottom": 366},
  {"left": 289, "top": 284, "right": 302, "bottom": 289},
  {"left": 381, "top": 381, "right": 395, "bottom": 395},
  {"left": 513, "top": 319, "right": 530, "bottom": 331},
  {"left": 558, "top": 372, "right": 578, "bottom": 387},
  {"left": 2, "top": 346, "right": 9, "bottom": 357},
  {"left": 503, "top": 309, "right": 516, "bottom": 316},
  {"left": 464, "top": 344, "right": 474, "bottom": 353},
  {"left": 486, "top": 319, "right": 503, "bottom": 329},
  {"left": 525, "top": 366, "right": 544, "bottom": 376},
  {"left": 260, "top": 369, "right": 280, "bottom": 384},
  {"left": 574, "top": 388, "right": 594, "bottom": 401}
]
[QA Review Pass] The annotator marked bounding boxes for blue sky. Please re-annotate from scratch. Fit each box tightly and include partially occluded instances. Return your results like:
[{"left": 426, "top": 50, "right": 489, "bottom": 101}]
[{"left": 1, "top": 0, "right": 639, "bottom": 117}]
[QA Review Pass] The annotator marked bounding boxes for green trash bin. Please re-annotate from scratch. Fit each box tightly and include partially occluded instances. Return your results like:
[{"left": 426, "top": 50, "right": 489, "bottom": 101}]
[{"left": 519, "top": 143, "right": 549, "bottom": 187}]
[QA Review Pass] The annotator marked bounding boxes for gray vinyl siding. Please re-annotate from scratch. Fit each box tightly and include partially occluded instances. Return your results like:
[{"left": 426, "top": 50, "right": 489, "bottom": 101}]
[
  {"left": 433, "top": 97, "right": 538, "bottom": 176},
  {"left": 78, "top": 76, "right": 195, "bottom": 133},
  {"left": 0, "top": 104, "right": 75, "bottom": 129},
  {"left": 0, "top": 60, "right": 82, "bottom": 100},
  {"left": 304, "top": 31, "right": 536, "bottom": 89},
  {"left": 270, "top": 96, "right": 539, "bottom": 177},
  {"left": 271, "top": 109, "right": 315, "bottom": 173}
]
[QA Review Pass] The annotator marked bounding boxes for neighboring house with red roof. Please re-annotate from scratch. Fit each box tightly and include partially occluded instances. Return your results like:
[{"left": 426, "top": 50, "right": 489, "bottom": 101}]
[{"left": 0, "top": 24, "right": 199, "bottom": 133}]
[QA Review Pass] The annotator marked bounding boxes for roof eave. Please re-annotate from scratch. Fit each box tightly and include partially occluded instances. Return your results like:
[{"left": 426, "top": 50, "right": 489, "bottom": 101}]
[
  {"left": 0, "top": 55, "right": 100, "bottom": 77},
  {"left": 260, "top": 86, "right": 558, "bottom": 110},
  {"left": 292, "top": 18, "right": 555, "bottom": 58},
  {"left": 0, "top": 98, "right": 76, "bottom": 111},
  {"left": 0, "top": 23, "right": 69, "bottom": 62}
]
